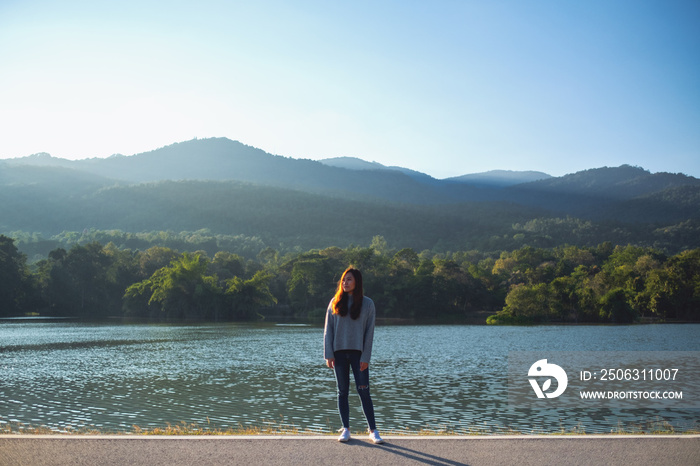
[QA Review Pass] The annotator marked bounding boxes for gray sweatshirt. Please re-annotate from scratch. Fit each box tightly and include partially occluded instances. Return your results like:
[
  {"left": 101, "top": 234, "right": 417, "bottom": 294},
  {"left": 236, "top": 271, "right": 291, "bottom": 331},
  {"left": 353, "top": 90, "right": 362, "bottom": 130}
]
[{"left": 323, "top": 295, "right": 376, "bottom": 364}]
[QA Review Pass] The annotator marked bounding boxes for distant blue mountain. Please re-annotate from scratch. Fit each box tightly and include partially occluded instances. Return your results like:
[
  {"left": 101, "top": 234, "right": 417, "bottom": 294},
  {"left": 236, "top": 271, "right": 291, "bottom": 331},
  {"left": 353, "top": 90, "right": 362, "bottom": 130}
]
[
  {"left": 318, "top": 157, "right": 550, "bottom": 187},
  {"left": 319, "top": 156, "right": 439, "bottom": 184},
  {"left": 445, "top": 170, "right": 551, "bottom": 187}
]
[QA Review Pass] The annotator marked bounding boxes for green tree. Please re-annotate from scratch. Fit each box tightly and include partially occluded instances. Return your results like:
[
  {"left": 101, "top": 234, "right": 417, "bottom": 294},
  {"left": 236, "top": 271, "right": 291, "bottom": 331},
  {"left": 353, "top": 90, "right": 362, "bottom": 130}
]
[
  {"left": 64, "top": 242, "right": 114, "bottom": 317},
  {"left": 102, "top": 242, "right": 140, "bottom": 312},
  {"left": 488, "top": 283, "right": 550, "bottom": 324},
  {"left": 127, "top": 253, "right": 223, "bottom": 320},
  {"left": 286, "top": 254, "right": 337, "bottom": 314},
  {"left": 137, "top": 246, "right": 180, "bottom": 279},
  {"left": 599, "top": 288, "right": 636, "bottom": 323},
  {"left": 225, "top": 271, "right": 277, "bottom": 320},
  {"left": 0, "top": 235, "right": 31, "bottom": 316},
  {"left": 643, "top": 249, "right": 700, "bottom": 320},
  {"left": 36, "top": 243, "right": 115, "bottom": 317},
  {"left": 209, "top": 251, "right": 245, "bottom": 284},
  {"left": 390, "top": 248, "right": 420, "bottom": 275},
  {"left": 430, "top": 259, "right": 480, "bottom": 320},
  {"left": 548, "top": 276, "right": 578, "bottom": 322}
]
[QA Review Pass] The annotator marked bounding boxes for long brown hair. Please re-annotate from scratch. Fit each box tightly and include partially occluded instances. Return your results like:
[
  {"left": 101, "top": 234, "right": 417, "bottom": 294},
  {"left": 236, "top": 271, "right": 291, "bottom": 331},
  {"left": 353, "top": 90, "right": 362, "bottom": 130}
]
[{"left": 332, "top": 267, "right": 364, "bottom": 320}]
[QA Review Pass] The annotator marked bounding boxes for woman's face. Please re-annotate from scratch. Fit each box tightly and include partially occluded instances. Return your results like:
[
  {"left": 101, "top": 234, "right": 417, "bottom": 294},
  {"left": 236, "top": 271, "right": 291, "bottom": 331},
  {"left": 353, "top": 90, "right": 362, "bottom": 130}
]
[{"left": 342, "top": 273, "right": 356, "bottom": 293}]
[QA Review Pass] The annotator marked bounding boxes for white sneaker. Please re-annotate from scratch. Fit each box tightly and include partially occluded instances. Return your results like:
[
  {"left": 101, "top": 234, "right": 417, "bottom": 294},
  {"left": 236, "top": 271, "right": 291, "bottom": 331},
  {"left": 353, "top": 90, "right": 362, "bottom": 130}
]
[
  {"left": 369, "top": 430, "right": 385, "bottom": 444},
  {"left": 337, "top": 428, "right": 351, "bottom": 442}
]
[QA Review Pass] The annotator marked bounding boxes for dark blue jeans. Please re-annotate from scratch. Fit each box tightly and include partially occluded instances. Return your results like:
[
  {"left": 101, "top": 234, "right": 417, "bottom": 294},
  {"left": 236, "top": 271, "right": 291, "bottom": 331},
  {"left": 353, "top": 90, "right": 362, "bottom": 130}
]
[{"left": 333, "top": 350, "right": 377, "bottom": 431}]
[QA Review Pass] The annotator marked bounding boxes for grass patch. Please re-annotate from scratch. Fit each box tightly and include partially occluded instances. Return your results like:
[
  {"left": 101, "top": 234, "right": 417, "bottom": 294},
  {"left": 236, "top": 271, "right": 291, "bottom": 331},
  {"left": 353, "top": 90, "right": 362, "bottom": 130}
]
[
  {"left": 132, "top": 419, "right": 308, "bottom": 436},
  {"left": 608, "top": 418, "right": 699, "bottom": 435},
  {"left": 2, "top": 417, "right": 698, "bottom": 436}
]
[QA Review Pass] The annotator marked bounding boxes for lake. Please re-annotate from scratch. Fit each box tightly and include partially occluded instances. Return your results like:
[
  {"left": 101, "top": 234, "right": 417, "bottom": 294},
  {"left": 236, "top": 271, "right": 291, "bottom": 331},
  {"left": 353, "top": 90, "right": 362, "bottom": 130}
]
[{"left": 0, "top": 322, "right": 698, "bottom": 434}]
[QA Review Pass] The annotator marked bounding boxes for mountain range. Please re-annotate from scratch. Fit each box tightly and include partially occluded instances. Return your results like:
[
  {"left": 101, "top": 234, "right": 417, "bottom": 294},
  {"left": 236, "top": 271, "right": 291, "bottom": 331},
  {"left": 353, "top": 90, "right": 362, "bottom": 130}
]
[{"left": 1, "top": 137, "right": 699, "bottom": 253}]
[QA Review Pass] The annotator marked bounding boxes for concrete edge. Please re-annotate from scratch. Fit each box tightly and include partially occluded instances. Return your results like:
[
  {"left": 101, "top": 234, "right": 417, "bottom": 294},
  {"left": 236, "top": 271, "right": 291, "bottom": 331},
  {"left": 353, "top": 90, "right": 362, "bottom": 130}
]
[{"left": 1, "top": 434, "right": 699, "bottom": 440}]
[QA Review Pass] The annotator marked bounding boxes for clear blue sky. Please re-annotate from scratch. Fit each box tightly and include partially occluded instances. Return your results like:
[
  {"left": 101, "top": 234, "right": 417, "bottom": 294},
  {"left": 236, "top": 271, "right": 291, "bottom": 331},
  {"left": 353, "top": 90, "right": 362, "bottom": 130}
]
[{"left": 1, "top": 0, "right": 698, "bottom": 179}]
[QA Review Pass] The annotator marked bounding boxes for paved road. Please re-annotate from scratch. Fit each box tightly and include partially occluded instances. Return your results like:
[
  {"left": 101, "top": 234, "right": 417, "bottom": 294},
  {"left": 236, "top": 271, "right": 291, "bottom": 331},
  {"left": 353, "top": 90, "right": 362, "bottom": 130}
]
[{"left": 1, "top": 435, "right": 698, "bottom": 466}]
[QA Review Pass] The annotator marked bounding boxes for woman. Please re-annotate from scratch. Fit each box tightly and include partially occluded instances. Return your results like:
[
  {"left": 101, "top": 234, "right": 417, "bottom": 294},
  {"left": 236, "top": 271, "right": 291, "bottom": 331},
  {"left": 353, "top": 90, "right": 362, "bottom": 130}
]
[{"left": 323, "top": 267, "right": 384, "bottom": 444}]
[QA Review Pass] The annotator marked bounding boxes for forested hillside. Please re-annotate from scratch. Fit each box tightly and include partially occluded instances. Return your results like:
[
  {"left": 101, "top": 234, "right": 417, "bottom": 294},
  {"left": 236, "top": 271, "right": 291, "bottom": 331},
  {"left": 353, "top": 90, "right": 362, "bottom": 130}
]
[
  {"left": 2, "top": 138, "right": 699, "bottom": 323},
  {"left": 1, "top": 173, "right": 546, "bottom": 252},
  {"left": 503, "top": 166, "right": 700, "bottom": 219},
  {"left": 2, "top": 175, "right": 699, "bottom": 256},
  {"left": 2, "top": 137, "right": 700, "bottom": 255}
]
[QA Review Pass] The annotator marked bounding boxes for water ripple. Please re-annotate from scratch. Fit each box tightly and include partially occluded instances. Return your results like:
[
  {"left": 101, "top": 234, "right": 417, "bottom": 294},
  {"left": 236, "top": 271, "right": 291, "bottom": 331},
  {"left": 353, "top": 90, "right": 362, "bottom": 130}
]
[{"left": 0, "top": 322, "right": 698, "bottom": 433}]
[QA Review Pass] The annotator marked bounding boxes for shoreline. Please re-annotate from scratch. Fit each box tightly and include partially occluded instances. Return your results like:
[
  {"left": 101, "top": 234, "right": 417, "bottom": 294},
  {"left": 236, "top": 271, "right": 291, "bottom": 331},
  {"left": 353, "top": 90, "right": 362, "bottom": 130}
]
[
  {"left": 3, "top": 424, "right": 699, "bottom": 437},
  {"left": 3, "top": 315, "right": 699, "bottom": 325},
  {"left": 2, "top": 433, "right": 699, "bottom": 438}
]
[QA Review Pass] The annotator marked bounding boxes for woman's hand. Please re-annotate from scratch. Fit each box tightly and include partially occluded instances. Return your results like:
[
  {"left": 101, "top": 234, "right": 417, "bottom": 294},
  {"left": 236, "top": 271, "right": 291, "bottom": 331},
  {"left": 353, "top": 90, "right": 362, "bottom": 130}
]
[
  {"left": 360, "top": 362, "right": 369, "bottom": 371},
  {"left": 326, "top": 358, "right": 335, "bottom": 369}
]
